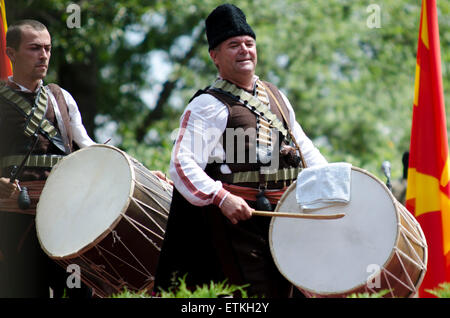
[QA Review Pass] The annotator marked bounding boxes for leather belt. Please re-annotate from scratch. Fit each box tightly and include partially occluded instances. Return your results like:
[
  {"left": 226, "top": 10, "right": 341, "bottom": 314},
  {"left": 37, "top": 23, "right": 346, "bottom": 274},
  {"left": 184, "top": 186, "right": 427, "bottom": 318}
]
[
  {"left": 215, "top": 167, "right": 302, "bottom": 184},
  {"left": 0, "top": 154, "right": 64, "bottom": 169}
]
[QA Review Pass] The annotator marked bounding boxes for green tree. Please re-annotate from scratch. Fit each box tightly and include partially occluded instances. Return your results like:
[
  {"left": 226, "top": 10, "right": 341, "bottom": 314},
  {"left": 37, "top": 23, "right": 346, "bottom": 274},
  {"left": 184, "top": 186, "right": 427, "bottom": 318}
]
[{"left": 5, "top": 0, "right": 449, "bottom": 178}]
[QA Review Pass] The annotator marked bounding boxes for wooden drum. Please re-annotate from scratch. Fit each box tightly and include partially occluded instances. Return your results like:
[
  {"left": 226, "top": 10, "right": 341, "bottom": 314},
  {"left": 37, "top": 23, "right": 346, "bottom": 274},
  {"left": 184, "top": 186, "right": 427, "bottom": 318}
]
[
  {"left": 36, "top": 145, "right": 172, "bottom": 297},
  {"left": 269, "top": 167, "right": 427, "bottom": 298}
]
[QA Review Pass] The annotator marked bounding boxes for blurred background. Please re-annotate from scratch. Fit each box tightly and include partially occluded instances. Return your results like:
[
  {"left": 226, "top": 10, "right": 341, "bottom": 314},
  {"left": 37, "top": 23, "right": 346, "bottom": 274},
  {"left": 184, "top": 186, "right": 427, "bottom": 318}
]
[{"left": 4, "top": 0, "right": 449, "bottom": 180}]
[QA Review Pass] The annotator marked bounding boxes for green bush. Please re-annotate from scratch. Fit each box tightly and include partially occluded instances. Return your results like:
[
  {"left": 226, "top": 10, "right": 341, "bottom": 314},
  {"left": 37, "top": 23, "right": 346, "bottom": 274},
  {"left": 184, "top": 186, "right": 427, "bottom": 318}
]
[
  {"left": 158, "top": 275, "right": 250, "bottom": 298},
  {"left": 110, "top": 275, "right": 250, "bottom": 298},
  {"left": 110, "top": 287, "right": 151, "bottom": 298},
  {"left": 346, "top": 290, "right": 390, "bottom": 298},
  {"left": 110, "top": 280, "right": 450, "bottom": 298},
  {"left": 426, "top": 282, "right": 450, "bottom": 298}
]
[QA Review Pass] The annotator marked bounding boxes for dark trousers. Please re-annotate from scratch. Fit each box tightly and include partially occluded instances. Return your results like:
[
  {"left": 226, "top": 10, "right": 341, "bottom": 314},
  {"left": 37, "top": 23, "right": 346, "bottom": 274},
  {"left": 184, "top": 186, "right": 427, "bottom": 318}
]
[
  {"left": 213, "top": 201, "right": 293, "bottom": 298},
  {"left": 0, "top": 211, "right": 49, "bottom": 297},
  {"left": 0, "top": 211, "right": 91, "bottom": 298},
  {"left": 155, "top": 189, "right": 296, "bottom": 298}
]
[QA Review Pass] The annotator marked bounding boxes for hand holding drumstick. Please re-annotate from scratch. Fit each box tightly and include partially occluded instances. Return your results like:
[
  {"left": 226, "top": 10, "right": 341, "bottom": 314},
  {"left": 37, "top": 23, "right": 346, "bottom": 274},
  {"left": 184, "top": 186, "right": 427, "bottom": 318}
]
[
  {"left": 0, "top": 177, "right": 19, "bottom": 199},
  {"left": 219, "top": 192, "right": 344, "bottom": 224}
]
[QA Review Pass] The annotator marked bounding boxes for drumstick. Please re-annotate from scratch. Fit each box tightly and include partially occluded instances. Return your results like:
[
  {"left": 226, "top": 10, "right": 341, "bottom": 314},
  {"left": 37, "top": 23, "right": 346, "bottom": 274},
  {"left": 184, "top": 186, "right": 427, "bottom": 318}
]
[{"left": 252, "top": 211, "right": 345, "bottom": 219}]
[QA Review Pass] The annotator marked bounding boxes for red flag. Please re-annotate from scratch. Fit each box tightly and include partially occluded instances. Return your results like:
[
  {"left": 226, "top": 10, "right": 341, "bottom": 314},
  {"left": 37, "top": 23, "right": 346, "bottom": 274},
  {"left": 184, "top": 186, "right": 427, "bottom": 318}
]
[
  {"left": 405, "top": 0, "right": 450, "bottom": 298},
  {"left": 0, "top": 0, "right": 12, "bottom": 80}
]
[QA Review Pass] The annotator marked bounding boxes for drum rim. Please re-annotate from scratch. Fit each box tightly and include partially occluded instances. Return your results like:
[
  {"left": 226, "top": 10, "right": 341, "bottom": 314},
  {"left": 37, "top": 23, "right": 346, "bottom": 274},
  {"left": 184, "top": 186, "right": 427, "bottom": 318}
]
[
  {"left": 36, "top": 144, "right": 136, "bottom": 260},
  {"left": 269, "top": 166, "right": 426, "bottom": 297}
]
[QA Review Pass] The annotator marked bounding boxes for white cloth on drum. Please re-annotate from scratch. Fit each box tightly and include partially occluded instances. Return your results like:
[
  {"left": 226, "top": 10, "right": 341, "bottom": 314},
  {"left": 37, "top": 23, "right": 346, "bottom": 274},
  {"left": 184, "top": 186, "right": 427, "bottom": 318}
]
[{"left": 296, "top": 162, "right": 352, "bottom": 210}]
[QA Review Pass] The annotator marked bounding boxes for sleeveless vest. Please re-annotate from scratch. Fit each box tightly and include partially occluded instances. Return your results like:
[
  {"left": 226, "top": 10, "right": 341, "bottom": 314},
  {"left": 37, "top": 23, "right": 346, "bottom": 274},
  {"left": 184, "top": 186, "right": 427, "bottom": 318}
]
[
  {"left": 0, "top": 83, "right": 74, "bottom": 180},
  {"left": 204, "top": 81, "right": 297, "bottom": 188}
]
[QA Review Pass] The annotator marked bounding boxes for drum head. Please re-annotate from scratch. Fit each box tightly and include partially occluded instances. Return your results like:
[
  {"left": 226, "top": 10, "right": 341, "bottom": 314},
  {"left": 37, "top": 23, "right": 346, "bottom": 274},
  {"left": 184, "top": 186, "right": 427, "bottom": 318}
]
[
  {"left": 36, "top": 145, "right": 134, "bottom": 259},
  {"left": 270, "top": 167, "right": 398, "bottom": 295}
]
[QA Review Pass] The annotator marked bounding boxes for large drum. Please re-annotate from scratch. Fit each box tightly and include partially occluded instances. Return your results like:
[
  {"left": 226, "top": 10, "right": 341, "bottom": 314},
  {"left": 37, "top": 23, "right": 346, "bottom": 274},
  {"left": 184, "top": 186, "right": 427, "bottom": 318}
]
[
  {"left": 269, "top": 167, "right": 427, "bottom": 298},
  {"left": 36, "top": 145, "right": 172, "bottom": 297}
]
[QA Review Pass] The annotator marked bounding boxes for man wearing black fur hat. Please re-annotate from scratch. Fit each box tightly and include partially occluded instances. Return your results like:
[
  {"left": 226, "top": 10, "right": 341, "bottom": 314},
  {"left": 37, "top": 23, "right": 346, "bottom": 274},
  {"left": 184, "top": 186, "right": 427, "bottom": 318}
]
[{"left": 155, "top": 4, "right": 327, "bottom": 297}]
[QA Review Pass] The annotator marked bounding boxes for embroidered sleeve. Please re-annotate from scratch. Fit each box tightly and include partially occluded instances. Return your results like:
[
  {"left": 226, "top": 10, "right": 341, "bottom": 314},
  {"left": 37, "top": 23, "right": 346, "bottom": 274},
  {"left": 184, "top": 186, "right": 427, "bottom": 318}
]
[{"left": 169, "top": 94, "right": 230, "bottom": 207}]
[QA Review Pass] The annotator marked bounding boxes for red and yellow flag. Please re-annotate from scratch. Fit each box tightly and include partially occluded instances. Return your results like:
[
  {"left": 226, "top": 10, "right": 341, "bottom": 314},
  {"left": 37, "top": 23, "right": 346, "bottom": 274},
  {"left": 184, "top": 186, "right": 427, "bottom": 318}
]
[
  {"left": 406, "top": 0, "right": 450, "bottom": 298},
  {"left": 0, "top": 0, "right": 12, "bottom": 80}
]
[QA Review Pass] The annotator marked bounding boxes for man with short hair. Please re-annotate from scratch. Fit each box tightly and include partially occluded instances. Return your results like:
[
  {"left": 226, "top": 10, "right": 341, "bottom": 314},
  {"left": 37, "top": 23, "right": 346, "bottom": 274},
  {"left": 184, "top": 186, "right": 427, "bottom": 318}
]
[
  {"left": 155, "top": 4, "right": 327, "bottom": 297},
  {"left": 0, "top": 19, "right": 95, "bottom": 297}
]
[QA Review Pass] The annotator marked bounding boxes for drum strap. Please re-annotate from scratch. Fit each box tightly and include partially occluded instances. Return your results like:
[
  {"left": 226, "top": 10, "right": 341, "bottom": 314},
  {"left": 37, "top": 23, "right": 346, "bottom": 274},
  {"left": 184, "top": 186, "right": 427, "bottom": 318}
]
[{"left": 261, "top": 82, "right": 307, "bottom": 169}]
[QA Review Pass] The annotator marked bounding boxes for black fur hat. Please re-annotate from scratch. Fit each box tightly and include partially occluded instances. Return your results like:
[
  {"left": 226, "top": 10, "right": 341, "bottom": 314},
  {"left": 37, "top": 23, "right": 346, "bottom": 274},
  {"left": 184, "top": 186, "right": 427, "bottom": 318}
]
[{"left": 205, "top": 4, "right": 256, "bottom": 51}]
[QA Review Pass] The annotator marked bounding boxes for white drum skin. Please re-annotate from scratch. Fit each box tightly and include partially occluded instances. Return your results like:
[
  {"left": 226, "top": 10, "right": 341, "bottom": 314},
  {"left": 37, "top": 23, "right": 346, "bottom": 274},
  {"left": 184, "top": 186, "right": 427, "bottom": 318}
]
[
  {"left": 269, "top": 167, "right": 427, "bottom": 298},
  {"left": 36, "top": 145, "right": 172, "bottom": 297}
]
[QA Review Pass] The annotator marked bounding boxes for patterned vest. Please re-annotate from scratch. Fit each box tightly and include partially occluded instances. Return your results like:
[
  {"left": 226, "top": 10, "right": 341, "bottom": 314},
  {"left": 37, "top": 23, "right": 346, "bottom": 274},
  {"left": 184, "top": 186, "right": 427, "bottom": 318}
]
[
  {"left": 204, "top": 80, "right": 297, "bottom": 188},
  {"left": 0, "top": 82, "right": 74, "bottom": 180}
]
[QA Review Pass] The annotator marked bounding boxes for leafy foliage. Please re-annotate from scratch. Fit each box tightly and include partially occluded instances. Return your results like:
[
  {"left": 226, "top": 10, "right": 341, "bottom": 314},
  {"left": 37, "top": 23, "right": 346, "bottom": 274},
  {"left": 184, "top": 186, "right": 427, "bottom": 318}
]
[
  {"left": 158, "top": 275, "right": 250, "bottom": 298},
  {"left": 425, "top": 282, "right": 450, "bottom": 298},
  {"left": 110, "top": 287, "right": 152, "bottom": 298},
  {"left": 347, "top": 283, "right": 450, "bottom": 298},
  {"left": 346, "top": 289, "right": 390, "bottom": 298},
  {"left": 109, "top": 275, "right": 249, "bottom": 298},
  {"left": 107, "top": 278, "right": 450, "bottom": 298}
]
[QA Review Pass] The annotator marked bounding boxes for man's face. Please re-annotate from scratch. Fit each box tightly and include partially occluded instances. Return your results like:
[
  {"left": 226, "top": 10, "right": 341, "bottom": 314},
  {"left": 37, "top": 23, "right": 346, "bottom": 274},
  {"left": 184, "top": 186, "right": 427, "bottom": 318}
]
[
  {"left": 210, "top": 35, "right": 257, "bottom": 82},
  {"left": 7, "top": 26, "right": 52, "bottom": 84}
]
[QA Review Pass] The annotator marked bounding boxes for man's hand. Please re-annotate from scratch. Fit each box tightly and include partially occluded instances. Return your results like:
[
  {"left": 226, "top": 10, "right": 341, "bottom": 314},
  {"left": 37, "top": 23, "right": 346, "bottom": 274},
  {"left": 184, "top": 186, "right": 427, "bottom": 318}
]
[
  {"left": 0, "top": 177, "right": 18, "bottom": 199},
  {"left": 219, "top": 193, "right": 254, "bottom": 225},
  {"left": 151, "top": 170, "right": 174, "bottom": 186}
]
